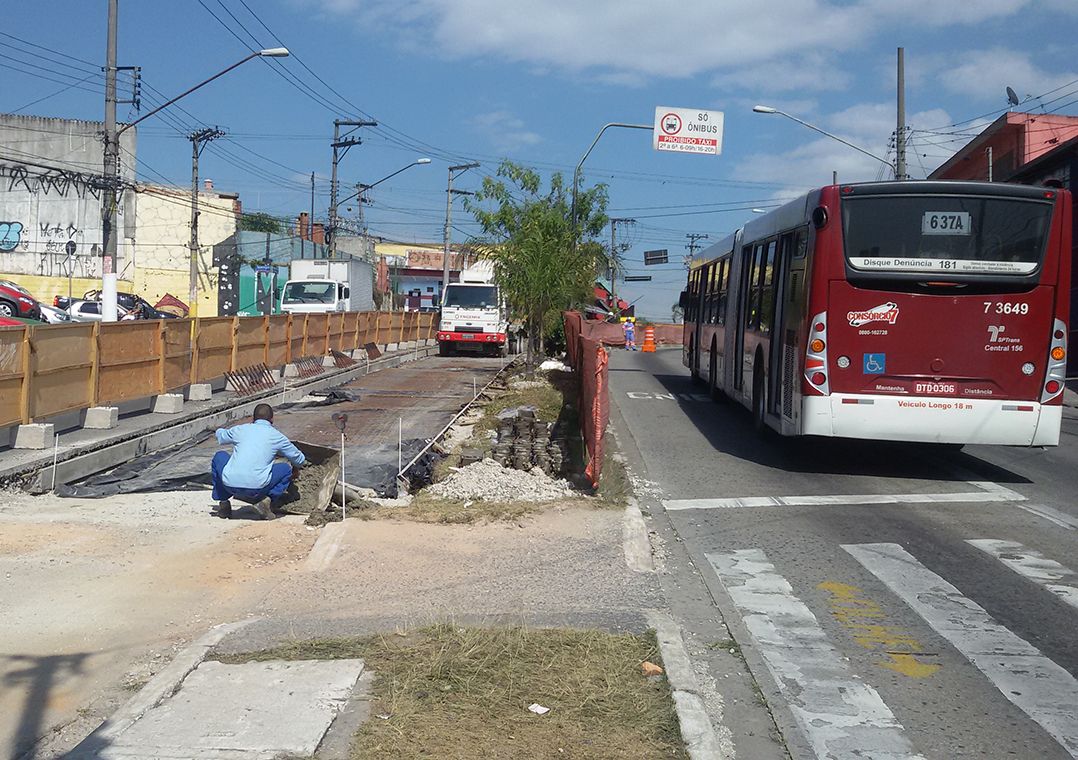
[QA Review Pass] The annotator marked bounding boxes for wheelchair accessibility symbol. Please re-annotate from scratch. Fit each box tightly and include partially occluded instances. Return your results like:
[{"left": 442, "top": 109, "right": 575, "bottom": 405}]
[{"left": 863, "top": 353, "right": 886, "bottom": 374}]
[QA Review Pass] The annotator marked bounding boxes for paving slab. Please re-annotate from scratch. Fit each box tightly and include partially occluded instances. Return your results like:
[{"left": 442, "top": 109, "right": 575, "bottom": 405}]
[{"left": 78, "top": 658, "right": 365, "bottom": 759}]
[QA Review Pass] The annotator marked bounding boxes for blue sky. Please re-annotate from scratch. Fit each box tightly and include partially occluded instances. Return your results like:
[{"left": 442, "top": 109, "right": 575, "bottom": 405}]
[{"left": 3, "top": 0, "right": 1077, "bottom": 319}]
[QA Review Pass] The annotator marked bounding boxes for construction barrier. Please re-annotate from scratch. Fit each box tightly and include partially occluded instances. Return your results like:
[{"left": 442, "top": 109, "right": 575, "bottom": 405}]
[
  {"left": 563, "top": 311, "right": 610, "bottom": 489},
  {"left": 641, "top": 326, "right": 656, "bottom": 352},
  {"left": 0, "top": 310, "right": 435, "bottom": 427}
]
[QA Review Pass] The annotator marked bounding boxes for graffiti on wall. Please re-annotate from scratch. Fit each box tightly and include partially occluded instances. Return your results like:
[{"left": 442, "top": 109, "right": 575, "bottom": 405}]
[{"left": 0, "top": 221, "right": 23, "bottom": 252}]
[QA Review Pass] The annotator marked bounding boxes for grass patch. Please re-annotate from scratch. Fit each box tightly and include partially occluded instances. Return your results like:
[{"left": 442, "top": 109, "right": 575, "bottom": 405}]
[
  {"left": 473, "top": 379, "right": 565, "bottom": 437},
  {"left": 217, "top": 624, "right": 687, "bottom": 760}
]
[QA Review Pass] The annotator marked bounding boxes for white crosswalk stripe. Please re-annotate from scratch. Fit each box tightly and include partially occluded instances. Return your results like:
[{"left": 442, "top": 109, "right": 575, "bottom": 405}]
[
  {"left": 705, "top": 549, "right": 925, "bottom": 760},
  {"left": 845, "top": 542, "right": 1078, "bottom": 758},
  {"left": 967, "top": 539, "right": 1078, "bottom": 612}
]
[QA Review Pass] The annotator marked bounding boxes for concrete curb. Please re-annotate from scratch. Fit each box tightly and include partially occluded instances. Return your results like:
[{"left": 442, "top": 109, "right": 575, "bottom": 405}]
[
  {"left": 622, "top": 497, "right": 655, "bottom": 573},
  {"left": 646, "top": 610, "right": 728, "bottom": 760},
  {"left": 2, "top": 346, "right": 436, "bottom": 490},
  {"left": 67, "top": 619, "right": 258, "bottom": 758}
]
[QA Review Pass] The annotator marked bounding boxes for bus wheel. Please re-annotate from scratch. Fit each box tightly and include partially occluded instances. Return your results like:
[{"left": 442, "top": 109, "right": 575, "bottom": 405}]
[
  {"left": 752, "top": 370, "right": 767, "bottom": 433},
  {"left": 438, "top": 342, "right": 451, "bottom": 357},
  {"left": 689, "top": 341, "right": 702, "bottom": 384},
  {"left": 710, "top": 349, "right": 726, "bottom": 402}
]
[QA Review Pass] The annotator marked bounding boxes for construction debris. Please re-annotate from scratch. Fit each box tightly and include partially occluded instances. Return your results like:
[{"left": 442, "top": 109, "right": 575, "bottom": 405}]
[
  {"left": 490, "top": 407, "right": 569, "bottom": 477},
  {"left": 427, "top": 459, "right": 574, "bottom": 502}
]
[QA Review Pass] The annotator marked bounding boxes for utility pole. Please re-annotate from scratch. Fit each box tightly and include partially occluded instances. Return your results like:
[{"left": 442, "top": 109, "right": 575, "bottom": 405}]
[
  {"left": 685, "top": 233, "right": 709, "bottom": 270},
  {"left": 100, "top": 0, "right": 120, "bottom": 322},
  {"left": 895, "top": 46, "right": 907, "bottom": 181},
  {"left": 188, "top": 127, "right": 225, "bottom": 319},
  {"left": 442, "top": 162, "right": 480, "bottom": 297},
  {"left": 329, "top": 119, "right": 376, "bottom": 258},
  {"left": 609, "top": 217, "right": 636, "bottom": 311}
]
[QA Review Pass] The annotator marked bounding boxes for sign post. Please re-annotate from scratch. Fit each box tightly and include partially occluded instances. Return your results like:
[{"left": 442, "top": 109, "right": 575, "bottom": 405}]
[
  {"left": 65, "top": 240, "right": 77, "bottom": 301},
  {"left": 653, "top": 106, "right": 724, "bottom": 156}
]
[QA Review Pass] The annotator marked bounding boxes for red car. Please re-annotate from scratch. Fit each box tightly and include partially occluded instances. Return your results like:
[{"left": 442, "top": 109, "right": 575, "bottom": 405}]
[{"left": 0, "top": 282, "right": 41, "bottom": 320}]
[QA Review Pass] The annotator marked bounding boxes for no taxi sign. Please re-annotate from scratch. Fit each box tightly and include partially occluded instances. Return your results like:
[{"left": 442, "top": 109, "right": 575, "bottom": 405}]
[{"left": 653, "top": 106, "right": 724, "bottom": 156}]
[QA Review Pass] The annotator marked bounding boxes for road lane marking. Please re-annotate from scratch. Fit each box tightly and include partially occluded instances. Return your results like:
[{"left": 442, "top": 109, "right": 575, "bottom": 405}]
[
  {"left": 625, "top": 391, "right": 711, "bottom": 401},
  {"left": 664, "top": 483, "right": 1026, "bottom": 511},
  {"left": 967, "top": 539, "right": 1078, "bottom": 611},
  {"left": 1013, "top": 502, "right": 1078, "bottom": 531},
  {"left": 706, "top": 549, "right": 925, "bottom": 759},
  {"left": 818, "top": 581, "right": 940, "bottom": 679},
  {"left": 845, "top": 542, "right": 1078, "bottom": 758}
]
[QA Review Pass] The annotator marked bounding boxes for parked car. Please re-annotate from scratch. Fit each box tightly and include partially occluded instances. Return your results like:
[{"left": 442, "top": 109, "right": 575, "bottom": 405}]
[
  {"left": 67, "top": 300, "right": 130, "bottom": 322},
  {"left": 55, "top": 290, "right": 178, "bottom": 320},
  {"left": 0, "top": 282, "right": 41, "bottom": 320},
  {"left": 38, "top": 303, "right": 73, "bottom": 324}
]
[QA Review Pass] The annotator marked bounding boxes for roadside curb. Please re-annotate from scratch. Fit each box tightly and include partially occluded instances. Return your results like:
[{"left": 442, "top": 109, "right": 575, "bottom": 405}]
[
  {"left": 67, "top": 618, "right": 258, "bottom": 757},
  {"left": 622, "top": 496, "right": 655, "bottom": 573},
  {"left": 646, "top": 610, "right": 727, "bottom": 760}
]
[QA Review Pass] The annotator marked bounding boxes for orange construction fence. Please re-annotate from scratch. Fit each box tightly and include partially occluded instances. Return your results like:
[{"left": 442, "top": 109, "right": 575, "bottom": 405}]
[
  {"left": 563, "top": 311, "right": 610, "bottom": 489},
  {"left": 0, "top": 310, "right": 435, "bottom": 428}
]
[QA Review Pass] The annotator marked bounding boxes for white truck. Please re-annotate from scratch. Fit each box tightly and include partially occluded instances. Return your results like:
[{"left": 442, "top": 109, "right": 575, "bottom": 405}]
[
  {"left": 437, "top": 262, "right": 508, "bottom": 357},
  {"left": 281, "top": 258, "right": 373, "bottom": 314}
]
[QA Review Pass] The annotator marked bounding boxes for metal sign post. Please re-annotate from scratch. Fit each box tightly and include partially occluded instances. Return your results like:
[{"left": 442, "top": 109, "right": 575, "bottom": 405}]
[{"left": 332, "top": 412, "right": 348, "bottom": 520}]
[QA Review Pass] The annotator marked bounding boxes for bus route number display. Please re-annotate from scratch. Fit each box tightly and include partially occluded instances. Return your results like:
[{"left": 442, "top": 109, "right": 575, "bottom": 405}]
[{"left": 922, "top": 211, "right": 971, "bottom": 236}]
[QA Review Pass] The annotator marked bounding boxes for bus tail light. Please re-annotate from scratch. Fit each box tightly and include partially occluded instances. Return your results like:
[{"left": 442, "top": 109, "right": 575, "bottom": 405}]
[
  {"left": 804, "top": 311, "right": 830, "bottom": 395},
  {"left": 1041, "top": 318, "right": 1067, "bottom": 403}
]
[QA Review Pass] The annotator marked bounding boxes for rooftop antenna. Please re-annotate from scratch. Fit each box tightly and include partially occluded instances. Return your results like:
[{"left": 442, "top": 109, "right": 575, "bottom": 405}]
[{"left": 1006, "top": 86, "right": 1021, "bottom": 108}]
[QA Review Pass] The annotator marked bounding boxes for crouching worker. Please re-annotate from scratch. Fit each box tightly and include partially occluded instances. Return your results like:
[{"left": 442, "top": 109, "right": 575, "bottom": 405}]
[{"left": 211, "top": 403, "right": 305, "bottom": 520}]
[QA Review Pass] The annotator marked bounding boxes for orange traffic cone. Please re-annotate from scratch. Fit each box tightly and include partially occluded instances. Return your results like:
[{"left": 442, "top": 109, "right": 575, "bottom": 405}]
[{"left": 641, "top": 326, "right": 656, "bottom": 352}]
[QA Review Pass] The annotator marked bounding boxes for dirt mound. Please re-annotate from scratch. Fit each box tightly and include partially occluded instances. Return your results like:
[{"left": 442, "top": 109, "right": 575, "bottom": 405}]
[{"left": 427, "top": 459, "right": 575, "bottom": 502}]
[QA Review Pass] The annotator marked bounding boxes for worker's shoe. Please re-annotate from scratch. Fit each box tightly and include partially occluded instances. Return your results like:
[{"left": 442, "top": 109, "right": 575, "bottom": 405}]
[
  {"left": 254, "top": 498, "right": 274, "bottom": 521},
  {"left": 215, "top": 500, "right": 232, "bottom": 519}
]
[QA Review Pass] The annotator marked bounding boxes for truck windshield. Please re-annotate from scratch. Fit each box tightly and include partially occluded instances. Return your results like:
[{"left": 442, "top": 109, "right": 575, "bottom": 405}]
[
  {"left": 283, "top": 281, "right": 335, "bottom": 304},
  {"left": 443, "top": 285, "right": 497, "bottom": 308},
  {"left": 842, "top": 195, "right": 1052, "bottom": 277}
]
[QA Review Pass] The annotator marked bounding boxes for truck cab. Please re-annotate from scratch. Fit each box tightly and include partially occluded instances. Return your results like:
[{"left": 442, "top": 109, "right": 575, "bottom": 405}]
[
  {"left": 437, "top": 266, "right": 507, "bottom": 356},
  {"left": 281, "top": 279, "right": 348, "bottom": 313}
]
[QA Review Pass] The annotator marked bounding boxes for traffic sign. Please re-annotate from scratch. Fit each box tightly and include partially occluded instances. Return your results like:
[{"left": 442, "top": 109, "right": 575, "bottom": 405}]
[
  {"left": 644, "top": 249, "right": 668, "bottom": 265},
  {"left": 65, "top": 240, "right": 76, "bottom": 256},
  {"left": 624, "top": 275, "right": 652, "bottom": 282},
  {"left": 654, "top": 106, "right": 724, "bottom": 156}
]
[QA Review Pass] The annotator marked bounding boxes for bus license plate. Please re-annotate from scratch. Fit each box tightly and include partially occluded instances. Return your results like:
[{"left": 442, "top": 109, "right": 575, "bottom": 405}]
[{"left": 462, "top": 333, "right": 474, "bottom": 340}]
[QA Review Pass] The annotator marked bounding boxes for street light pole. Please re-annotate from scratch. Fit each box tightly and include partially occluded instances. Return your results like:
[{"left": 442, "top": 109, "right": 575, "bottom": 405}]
[
  {"left": 442, "top": 162, "right": 479, "bottom": 296},
  {"left": 98, "top": 38, "right": 289, "bottom": 321},
  {"left": 752, "top": 105, "right": 894, "bottom": 173}
]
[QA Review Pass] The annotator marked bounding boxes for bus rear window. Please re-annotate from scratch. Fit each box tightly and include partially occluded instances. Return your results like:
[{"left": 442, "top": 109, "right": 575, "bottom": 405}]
[{"left": 842, "top": 195, "right": 1052, "bottom": 276}]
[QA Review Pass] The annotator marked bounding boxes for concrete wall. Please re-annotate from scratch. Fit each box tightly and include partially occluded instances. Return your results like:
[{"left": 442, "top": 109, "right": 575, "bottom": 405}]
[
  {"left": 0, "top": 114, "right": 137, "bottom": 287},
  {"left": 133, "top": 186, "right": 240, "bottom": 317}
]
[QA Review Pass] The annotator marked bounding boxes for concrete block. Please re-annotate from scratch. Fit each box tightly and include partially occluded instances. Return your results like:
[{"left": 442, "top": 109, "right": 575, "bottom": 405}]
[
  {"left": 322, "top": 355, "right": 337, "bottom": 368},
  {"left": 386, "top": 343, "right": 398, "bottom": 352},
  {"left": 283, "top": 363, "right": 301, "bottom": 378},
  {"left": 84, "top": 406, "right": 119, "bottom": 430},
  {"left": 188, "top": 383, "right": 213, "bottom": 402},
  {"left": 267, "top": 368, "right": 282, "bottom": 383},
  {"left": 152, "top": 393, "right": 184, "bottom": 415},
  {"left": 14, "top": 423, "right": 55, "bottom": 450}
]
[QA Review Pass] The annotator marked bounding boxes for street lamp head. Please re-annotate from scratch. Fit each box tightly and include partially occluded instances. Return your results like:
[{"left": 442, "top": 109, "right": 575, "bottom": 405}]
[
  {"left": 416, "top": 158, "right": 432, "bottom": 165},
  {"left": 751, "top": 208, "right": 767, "bottom": 214},
  {"left": 258, "top": 47, "right": 290, "bottom": 57},
  {"left": 752, "top": 105, "right": 777, "bottom": 114}
]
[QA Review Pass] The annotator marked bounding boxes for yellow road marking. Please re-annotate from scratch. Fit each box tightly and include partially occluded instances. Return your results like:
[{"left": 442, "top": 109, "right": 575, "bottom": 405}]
[{"left": 818, "top": 580, "right": 941, "bottom": 679}]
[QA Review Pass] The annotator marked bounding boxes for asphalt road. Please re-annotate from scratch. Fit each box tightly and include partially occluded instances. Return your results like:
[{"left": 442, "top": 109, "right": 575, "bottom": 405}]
[{"left": 608, "top": 346, "right": 1078, "bottom": 760}]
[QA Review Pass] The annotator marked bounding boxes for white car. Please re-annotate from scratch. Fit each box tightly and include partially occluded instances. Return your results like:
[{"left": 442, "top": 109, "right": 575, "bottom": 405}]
[
  {"left": 38, "top": 304, "right": 73, "bottom": 324},
  {"left": 67, "top": 300, "right": 129, "bottom": 322}
]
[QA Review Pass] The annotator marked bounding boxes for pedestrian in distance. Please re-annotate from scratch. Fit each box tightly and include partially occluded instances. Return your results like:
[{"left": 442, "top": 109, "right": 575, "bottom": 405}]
[
  {"left": 211, "top": 403, "right": 305, "bottom": 520},
  {"left": 622, "top": 318, "right": 637, "bottom": 351}
]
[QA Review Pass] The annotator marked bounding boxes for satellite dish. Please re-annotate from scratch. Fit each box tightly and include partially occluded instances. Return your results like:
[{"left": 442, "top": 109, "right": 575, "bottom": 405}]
[{"left": 1006, "top": 86, "right": 1020, "bottom": 107}]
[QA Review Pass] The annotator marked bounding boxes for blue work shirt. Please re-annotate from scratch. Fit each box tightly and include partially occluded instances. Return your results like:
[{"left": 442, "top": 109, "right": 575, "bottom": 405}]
[{"left": 215, "top": 420, "right": 306, "bottom": 490}]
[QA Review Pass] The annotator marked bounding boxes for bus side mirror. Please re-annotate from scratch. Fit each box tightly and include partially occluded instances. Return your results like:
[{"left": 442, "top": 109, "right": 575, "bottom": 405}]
[{"left": 678, "top": 290, "right": 690, "bottom": 309}]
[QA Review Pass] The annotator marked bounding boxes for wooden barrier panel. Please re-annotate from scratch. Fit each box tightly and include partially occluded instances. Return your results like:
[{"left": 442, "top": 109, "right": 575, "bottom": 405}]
[
  {"left": 328, "top": 313, "right": 345, "bottom": 353},
  {"left": 288, "top": 314, "right": 306, "bottom": 364},
  {"left": 0, "top": 327, "right": 28, "bottom": 427},
  {"left": 266, "top": 315, "right": 290, "bottom": 367},
  {"left": 342, "top": 313, "right": 359, "bottom": 352},
  {"left": 234, "top": 316, "right": 267, "bottom": 370},
  {"left": 195, "top": 316, "right": 235, "bottom": 383},
  {"left": 392, "top": 312, "right": 405, "bottom": 344},
  {"left": 161, "top": 319, "right": 192, "bottom": 393},
  {"left": 97, "top": 321, "right": 162, "bottom": 405},
  {"left": 357, "top": 312, "right": 372, "bottom": 346},
  {"left": 421, "top": 313, "right": 434, "bottom": 340},
  {"left": 376, "top": 312, "right": 391, "bottom": 345},
  {"left": 304, "top": 314, "right": 329, "bottom": 358}
]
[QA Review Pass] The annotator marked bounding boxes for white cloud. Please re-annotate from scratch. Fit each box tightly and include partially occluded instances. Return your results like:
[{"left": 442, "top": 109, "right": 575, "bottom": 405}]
[
  {"left": 713, "top": 53, "right": 853, "bottom": 94},
  {"left": 471, "top": 110, "right": 543, "bottom": 153},
  {"left": 936, "top": 48, "right": 1078, "bottom": 104}
]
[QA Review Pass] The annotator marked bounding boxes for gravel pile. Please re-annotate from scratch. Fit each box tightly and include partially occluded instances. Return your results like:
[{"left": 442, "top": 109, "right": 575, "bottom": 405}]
[{"left": 428, "top": 459, "right": 575, "bottom": 502}]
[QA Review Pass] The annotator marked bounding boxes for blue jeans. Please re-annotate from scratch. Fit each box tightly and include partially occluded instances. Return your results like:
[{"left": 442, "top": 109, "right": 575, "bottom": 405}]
[{"left": 211, "top": 451, "right": 293, "bottom": 504}]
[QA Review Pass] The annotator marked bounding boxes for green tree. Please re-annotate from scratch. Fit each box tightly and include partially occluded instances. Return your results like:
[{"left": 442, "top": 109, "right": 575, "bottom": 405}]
[
  {"left": 239, "top": 211, "right": 283, "bottom": 234},
  {"left": 465, "top": 160, "right": 608, "bottom": 376}
]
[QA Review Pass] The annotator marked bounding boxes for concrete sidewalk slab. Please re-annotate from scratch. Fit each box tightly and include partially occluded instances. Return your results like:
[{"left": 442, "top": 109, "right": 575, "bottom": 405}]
[{"left": 78, "top": 659, "right": 365, "bottom": 759}]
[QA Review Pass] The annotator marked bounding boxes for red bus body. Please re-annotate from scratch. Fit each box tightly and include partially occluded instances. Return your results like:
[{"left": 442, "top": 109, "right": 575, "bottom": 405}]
[{"left": 682, "top": 181, "right": 1071, "bottom": 446}]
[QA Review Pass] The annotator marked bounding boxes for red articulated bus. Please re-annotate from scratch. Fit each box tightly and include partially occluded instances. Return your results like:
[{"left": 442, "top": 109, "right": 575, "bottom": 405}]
[{"left": 681, "top": 181, "right": 1071, "bottom": 446}]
